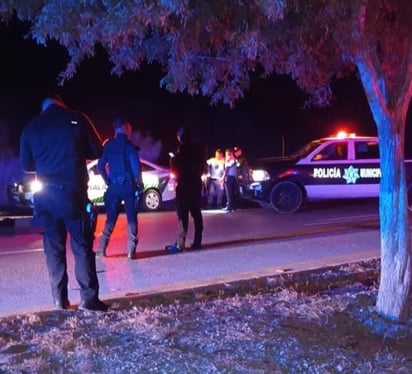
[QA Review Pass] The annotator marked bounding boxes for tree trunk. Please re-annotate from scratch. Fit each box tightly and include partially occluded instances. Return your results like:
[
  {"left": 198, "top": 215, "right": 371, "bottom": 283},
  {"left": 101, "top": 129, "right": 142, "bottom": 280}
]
[
  {"left": 356, "top": 57, "right": 412, "bottom": 322},
  {"left": 375, "top": 116, "right": 411, "bottom": 322}
]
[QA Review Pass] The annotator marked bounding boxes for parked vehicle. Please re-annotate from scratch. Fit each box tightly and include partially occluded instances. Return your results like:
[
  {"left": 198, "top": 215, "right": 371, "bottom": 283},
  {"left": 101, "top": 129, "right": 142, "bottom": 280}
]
[
  {"left": 244, "top": 132, "right": 412, "bottom": 213},
  {"left": 7, "top": 158, "right": 176, "bottom": 212}
]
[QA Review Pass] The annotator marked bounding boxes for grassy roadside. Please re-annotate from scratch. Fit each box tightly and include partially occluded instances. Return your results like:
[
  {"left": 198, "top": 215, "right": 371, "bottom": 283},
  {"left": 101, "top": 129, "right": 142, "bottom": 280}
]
[{"left": 2, "top": 258, "right": 412, "bottom": 373}]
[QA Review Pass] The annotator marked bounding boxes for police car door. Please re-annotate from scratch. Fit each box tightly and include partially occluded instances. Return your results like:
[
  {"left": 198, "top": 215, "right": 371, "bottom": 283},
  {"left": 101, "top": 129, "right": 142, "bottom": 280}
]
[
  {"left": 351, "top": 139, "right": 380, "bottom": 197},
  {"left": 304, "top": 139, "right": 359, "bottom": 200}
]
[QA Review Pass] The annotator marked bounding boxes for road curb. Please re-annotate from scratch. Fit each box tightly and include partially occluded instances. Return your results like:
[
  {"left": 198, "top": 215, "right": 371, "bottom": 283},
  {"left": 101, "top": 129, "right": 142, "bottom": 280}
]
[{"left": 105, "top": 258, "right": 380, "bottom": 312}]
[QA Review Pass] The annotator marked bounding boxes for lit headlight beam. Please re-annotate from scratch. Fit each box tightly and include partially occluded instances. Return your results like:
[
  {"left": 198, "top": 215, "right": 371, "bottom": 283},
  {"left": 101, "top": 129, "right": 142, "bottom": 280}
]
[
  {"left": 30, "top": 179, "right": 43, "bottom": 193},
  {"left": 251, "top": 170, "right": 270, "bottom": 182}
]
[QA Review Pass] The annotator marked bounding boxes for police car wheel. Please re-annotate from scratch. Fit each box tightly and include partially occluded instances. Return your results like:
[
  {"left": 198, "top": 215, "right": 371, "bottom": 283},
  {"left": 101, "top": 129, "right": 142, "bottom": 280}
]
[
  {"left": 269, "top": 181, "right": 303, "bottom": 214},
  {"left": 142, "top": 189, "right": 161, "bottom": 211}
]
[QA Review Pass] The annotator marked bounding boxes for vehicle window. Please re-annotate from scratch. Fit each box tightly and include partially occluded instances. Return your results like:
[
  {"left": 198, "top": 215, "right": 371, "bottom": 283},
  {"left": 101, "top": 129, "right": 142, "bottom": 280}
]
[
  {"left": 289, "top": 140, "right": 325, "bottom": 159},
  {"left": 140, "top": 162, "right": 152, "bottom": 172},
  {"left": 312, "top": 142, "right": 348, "bottom": 161},
  {"left": 355, "top": 141, "right": 379, "bottom": 159}
]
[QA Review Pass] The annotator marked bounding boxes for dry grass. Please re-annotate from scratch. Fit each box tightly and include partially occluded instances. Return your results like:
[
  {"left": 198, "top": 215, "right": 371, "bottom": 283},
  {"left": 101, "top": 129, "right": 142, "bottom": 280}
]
[{"left": 1, "top": 259, "right": 412, "bottom": 373}]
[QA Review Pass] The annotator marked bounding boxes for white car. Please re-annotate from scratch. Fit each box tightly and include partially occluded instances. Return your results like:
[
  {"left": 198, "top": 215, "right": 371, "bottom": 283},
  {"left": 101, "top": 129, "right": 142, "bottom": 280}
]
[
  {"left": 87, "top": 158, "right": 176, "bottom": 211},
  {"left": 7, "top": 159, "right": 176, "bottom": 212}
]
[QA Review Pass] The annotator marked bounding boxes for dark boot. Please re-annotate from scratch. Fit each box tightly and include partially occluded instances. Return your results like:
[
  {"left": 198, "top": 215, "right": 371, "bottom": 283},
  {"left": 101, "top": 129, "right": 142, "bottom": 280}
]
[
  {"left": 96, "top": 235, "right": 109, "bottom": 257},
  {"left": 52, "top": 287, "right": 70, "bottom": 310},
  {"left": 127, "top": 224, "right": 138, "bottom": 259},
  {"left": 79, "top": 298, "right": 109, "bottom": 312}
]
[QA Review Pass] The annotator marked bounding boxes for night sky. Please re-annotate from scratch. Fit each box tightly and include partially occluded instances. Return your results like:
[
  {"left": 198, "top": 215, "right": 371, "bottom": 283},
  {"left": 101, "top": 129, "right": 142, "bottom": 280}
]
[{"left": 0, "top": 21, "right": 385, "bottom": 164}]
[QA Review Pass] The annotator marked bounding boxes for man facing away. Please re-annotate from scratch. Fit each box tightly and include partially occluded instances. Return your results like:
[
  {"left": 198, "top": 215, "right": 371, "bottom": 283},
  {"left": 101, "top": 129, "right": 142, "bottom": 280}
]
[
  {"left": 20, "top": 94, "right": 108, "bottom": 312},
  {"left": 96, "top": 118, "right": 142, "bottom": 260},
  {"left": 165, "top": 127, "right": 206, "bottom": 253}
]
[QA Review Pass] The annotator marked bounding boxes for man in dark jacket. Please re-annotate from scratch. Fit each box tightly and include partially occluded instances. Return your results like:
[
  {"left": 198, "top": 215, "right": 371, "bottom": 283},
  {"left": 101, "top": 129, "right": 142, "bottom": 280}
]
[
  {"left": 165, "top": 127, "right": 206, "bottom": 253},
  {"left": 96, "top": 118, "right": 142, "bottom": 259},
  {"left": 20, "top": 94, "right": 108, "bottom": 312}
]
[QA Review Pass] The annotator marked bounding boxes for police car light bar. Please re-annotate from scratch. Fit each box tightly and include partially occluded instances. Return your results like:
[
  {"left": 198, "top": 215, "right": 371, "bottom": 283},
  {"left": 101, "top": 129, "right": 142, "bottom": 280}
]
[{"left": 336, "top": 131, "right": 356, "bottom": 139}]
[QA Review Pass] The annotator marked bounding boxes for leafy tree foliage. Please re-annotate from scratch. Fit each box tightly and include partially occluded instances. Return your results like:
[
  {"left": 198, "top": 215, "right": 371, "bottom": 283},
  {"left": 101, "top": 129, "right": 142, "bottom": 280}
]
[{"left": 1, "top": 0, "right": 412, "bottom": 321}]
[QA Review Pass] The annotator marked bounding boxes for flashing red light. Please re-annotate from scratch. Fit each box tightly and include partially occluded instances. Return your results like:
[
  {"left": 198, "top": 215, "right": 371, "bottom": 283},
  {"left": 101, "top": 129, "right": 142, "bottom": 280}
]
[{"left": 336, "top": 131, "right": 356, "bottom": 139}]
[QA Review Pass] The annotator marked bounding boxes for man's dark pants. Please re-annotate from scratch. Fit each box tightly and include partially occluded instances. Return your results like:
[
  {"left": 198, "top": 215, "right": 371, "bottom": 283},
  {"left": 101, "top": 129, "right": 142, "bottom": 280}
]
[
  {"left": 43, "top": 217, "right": 99, "bottom": 304},
  {"left": 176, "top": 186, "right": 203, "bottom": 248},
  {"left": 99, "top": 183, "right": 138, "bottom": 254},
  {"left": 34, "top": 185, "right": 99, "bottom": 305},
  {"left": 224, "top": 175, "right": 237, "bottom": 210}
]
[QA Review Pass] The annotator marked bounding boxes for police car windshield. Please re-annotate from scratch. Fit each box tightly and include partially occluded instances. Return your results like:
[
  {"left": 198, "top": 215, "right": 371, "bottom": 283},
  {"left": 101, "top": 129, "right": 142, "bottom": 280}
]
[{"left": 289, "top": 140, "right": 326, "bottom": 159}]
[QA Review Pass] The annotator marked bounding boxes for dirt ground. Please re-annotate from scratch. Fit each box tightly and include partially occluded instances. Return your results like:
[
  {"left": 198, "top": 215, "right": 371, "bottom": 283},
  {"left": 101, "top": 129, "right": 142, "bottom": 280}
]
[{"left": 1, "top": 259, "right": 412, "bottom": 373}]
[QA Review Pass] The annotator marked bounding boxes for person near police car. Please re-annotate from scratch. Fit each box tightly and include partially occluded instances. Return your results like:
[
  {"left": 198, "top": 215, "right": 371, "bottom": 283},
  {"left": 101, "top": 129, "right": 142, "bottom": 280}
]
[
  {"left": 19, "top": 94, "right": 108, "bottom": 312},
  {"left": 96, "top": 118, "right": 143, "bottom": 260},
  {"left": 233, "top": 146, "right": 251, "bottom": 198},
  {"left": 222, "top": 147, "right": 238, "bottom": 212},
  {"left": 165, "top": 127, "right": 206, "bottom": 253},
  {"left": 206, "top": 148, "right": 225, "bottom": 208}
]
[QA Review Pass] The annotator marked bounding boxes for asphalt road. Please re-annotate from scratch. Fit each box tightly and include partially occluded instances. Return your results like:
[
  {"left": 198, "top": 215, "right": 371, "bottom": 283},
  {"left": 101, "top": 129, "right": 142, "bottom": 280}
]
[{"left": 0, "top": 199, "right": 382, "bottom": 316}]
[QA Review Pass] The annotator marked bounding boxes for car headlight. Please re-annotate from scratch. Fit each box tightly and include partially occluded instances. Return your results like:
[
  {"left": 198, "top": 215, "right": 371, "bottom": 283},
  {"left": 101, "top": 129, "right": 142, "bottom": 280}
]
[
  {"left": 30, "top": 179, "right": 43, "bottom": 193},
  {"left": 251, "top": 169, "right": 270, "bottom": 182}
]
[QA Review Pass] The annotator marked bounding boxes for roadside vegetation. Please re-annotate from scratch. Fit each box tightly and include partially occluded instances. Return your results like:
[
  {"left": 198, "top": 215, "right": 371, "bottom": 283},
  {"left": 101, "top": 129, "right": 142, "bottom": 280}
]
[{"left": 1, "top": 259, "right": 412, "bottom": 373}]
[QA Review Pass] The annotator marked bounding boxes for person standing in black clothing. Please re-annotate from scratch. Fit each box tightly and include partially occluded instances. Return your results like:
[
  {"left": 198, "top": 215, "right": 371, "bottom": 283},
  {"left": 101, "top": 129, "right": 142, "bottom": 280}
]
[
  {"left": 96, "top": 118, "right": 142, "bottom": 260},
  {"left": 222, "top": 147, "right": 238, "bottom": 212},
  {"left": 20, "top": 95, "right": 108, "bottom": 312},
  {"left": 165, "top": 127, "right": 206, "bottom": 253}
]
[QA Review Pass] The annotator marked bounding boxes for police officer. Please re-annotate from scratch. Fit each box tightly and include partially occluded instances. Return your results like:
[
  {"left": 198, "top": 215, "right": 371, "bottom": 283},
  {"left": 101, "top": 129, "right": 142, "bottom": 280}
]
[
  {"left": 165, "top": 127, "right": 206, "bottom": 253},
  {"left": 20, "top": 94, "right": 108, "bottom": 312},
  {"left": 96, "top": 118, "right": 142, "bottom": 260},
  {"left": 233, "top": 146, "right": 251, "bottom": 198},
  {"left": 222, "top": 147, "right": 238, "bottom": 212}
]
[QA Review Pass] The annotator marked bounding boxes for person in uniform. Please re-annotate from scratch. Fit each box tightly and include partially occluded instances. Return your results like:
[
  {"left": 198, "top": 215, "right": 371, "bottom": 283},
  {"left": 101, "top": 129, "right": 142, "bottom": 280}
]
[
  {"left": 233, "top": 146, "right": 251, "bottom": 199},
  {"left": 165, "top": 127, "right": 206, "bottom": 253},
  {"left": 20, "top": 94, "right": 108, "bottom": 312},
  {"left": 206, "top": 148, "right": 225, "bottom": 208},
  {"left": 96, "top": 118, "right": 142, "bottom": 260},
  {"left": 222, "top": 147, "right": 238, "bottom": 212}
]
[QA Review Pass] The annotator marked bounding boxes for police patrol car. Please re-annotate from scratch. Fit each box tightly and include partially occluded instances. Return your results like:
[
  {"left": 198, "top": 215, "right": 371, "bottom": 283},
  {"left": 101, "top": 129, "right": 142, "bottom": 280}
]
[
  {"left": 7, "top": 158, "right": 176, "bottom": 212},
  {"left": 246, "top": 132, "right": 412, "bottom": 213},
  {"left": 87, "top": 158, "right": 176, "bottom": 211}
]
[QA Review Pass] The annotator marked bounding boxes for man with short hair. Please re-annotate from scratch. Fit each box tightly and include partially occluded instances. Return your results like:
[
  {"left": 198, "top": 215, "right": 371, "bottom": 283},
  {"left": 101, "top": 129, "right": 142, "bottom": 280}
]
[
  {"left": 96, "top": 118, "right": 142, "bottom": 259},
  {"left": 20, "top": 94, "right": 108, "bottom": 312}
]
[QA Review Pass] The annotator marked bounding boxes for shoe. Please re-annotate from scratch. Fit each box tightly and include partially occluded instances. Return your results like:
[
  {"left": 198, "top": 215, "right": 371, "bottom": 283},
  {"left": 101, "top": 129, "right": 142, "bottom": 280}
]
[
  {"left": 190, "top": 243, "right": 202, "bottom": 250},
  {"left": 165, "top": 243, "right": 183, "bottom": 254},
  {"left": 78, "top": 299, "right": 109, "bottom": 312},
  {"left": 95, "top": 250, "right": 106, "bottom": 258},
  {"left": 54, "top": 299, "right": 70, "bottom": 310},
  {"left": 127, "top": 251, "right": 137, "bottom": 260},
  {"left": 222, "top": 206, "right": 235, "bottom": 212}
]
